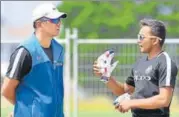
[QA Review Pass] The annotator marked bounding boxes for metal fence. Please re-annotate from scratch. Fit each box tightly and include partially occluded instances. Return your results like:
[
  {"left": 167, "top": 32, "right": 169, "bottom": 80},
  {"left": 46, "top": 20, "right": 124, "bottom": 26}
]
[
  {"left": 1, "top": 29, "right": 179, "bottom": 117},
  {"left": 76, "top": 39, "right": 179, "bottom": 97},
  {"left": 74, "top": 38, "right": 179, "bottom": 117}
]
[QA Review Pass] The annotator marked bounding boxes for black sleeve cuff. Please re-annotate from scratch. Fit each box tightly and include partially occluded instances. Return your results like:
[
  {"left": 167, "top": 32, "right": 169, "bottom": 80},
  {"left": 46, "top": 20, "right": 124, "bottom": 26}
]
[{"left": 126, "top": 78, "right": 135, "bottom": 87}]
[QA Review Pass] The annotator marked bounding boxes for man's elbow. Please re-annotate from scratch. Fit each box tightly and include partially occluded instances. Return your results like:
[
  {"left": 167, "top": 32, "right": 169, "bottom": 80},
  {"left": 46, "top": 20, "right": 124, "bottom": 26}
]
[
  {"left": 160, "top": 98, "right": 170, "bottom": 107},
  {"left": 163, "top": 100, "right": 170, "bottom": 107}
]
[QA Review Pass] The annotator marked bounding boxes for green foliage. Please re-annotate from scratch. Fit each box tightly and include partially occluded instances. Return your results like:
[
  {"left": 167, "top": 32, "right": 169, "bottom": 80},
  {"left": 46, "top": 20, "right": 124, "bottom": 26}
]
[{"left": 58, "top": 1, "right": 179, "bottom": 38}]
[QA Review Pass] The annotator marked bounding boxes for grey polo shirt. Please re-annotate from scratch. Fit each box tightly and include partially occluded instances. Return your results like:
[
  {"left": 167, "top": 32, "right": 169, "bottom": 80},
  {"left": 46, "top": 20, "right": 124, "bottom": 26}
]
[{"left": 126, "top": 51, "right": 178, "bottom": 116}]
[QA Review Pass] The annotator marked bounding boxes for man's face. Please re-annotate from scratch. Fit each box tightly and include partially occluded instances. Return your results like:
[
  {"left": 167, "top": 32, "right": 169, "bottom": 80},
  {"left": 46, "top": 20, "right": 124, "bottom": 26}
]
[
  {"left": 40, "top": 17, "right": 61, "bottom": 37},
  {"left": 137, "top": 26, "right": 160, "bottom": 53}
]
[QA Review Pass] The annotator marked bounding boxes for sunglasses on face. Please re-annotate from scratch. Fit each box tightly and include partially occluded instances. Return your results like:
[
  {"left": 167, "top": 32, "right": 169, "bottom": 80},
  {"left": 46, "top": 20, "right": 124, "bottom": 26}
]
[
  {"left": 39, "top": 17, "right": 61, "bottom": 24},
  {"left": 137, "top": 34, "right": 162, "bottom": 41}
]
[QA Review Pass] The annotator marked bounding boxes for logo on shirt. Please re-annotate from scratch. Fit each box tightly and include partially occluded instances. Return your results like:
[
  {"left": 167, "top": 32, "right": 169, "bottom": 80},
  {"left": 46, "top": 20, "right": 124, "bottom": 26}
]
[
  {"left": 54, "top": 61, "right": 63, "bottom": 66},
  {"left": 134, "top": 70, "right": 151, "bottom": 81},
  {"left": 145, "top": 65, "right": 153, "bottom": 75}
]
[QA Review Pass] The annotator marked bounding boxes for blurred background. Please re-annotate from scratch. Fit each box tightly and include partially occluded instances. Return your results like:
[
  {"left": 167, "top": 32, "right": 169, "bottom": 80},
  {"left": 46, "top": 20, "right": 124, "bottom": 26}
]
[{"left": 1, "top": 1, "right": 179, "bottom": 117}]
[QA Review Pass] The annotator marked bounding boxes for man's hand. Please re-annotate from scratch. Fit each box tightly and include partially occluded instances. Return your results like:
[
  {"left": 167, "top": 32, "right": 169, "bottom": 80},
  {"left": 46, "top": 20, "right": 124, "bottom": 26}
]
[
  {"left": 93, "top": 61, "right": 102, "bottom": 77},
  {"left": 93, "top": 50, "right": 118, "bottom": 83},
  {"left": 114, "top": 93, "right": 131, "bottom": 113},
  {"left": 115, "top": 100, "right": 132, "bottom": 113},
  {"left": 113, "top": 93, "right": 131, "bottom": 106},
  {"left": 97, "top": 50, "right": 118, "bottom": 77},
  {"left": 8, "top": 112, "right": 13, "bottom": 117}
]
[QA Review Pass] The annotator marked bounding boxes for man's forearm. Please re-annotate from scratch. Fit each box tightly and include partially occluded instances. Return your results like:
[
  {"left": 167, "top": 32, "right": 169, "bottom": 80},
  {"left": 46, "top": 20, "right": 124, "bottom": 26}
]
[
  {"left": 2, "top": 94, "right": 15, "bottom": 105},
  {"left": 130, "top": 95, "right": 169, "bottom": 109},
  {"left": 1, "top": 77, "right": 19, "bottom": 105},
  {"left": 1, "top": 89, "right": 16, "bottom": 105},
  {"left": 6, "top": 97, "right": 15, "bottom": 105},
  {"left": 106, "top": 76, "right": 125, "bottom": 95}
]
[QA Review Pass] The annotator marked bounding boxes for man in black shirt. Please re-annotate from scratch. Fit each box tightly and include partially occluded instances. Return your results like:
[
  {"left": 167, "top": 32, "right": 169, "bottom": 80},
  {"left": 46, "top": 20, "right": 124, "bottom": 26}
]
[{"left": 93, "top": 19, "right": 178, "bottom": 117}]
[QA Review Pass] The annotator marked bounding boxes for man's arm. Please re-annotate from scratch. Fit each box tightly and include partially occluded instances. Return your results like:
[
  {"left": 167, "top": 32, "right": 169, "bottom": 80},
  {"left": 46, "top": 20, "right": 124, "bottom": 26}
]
[
  {"left": 119, "top": 55, "right": 178, "bottom": 111},
  {"left": 128, "top": 54, "right": 177, "bottom": 109},
  {"left": 129, "top": 87, "right": 173, "bottom": 109},
  {"left": 1, "top": 78, "right": 20, "bottom": 105},
  {"left": 106, "top": 67, "right": 135, "bottom": 96},
  {"left": 129, "top": 56, "right": 178, "bottom": 109},
  {"left": 1, "top": 47, "right": 32, "bottom": 104},
  {"left": 93, "top": 60, "right": 135, "bottom": 96},
  {"left": 106, "top": 76, "right": 134, "bottom": 95}
]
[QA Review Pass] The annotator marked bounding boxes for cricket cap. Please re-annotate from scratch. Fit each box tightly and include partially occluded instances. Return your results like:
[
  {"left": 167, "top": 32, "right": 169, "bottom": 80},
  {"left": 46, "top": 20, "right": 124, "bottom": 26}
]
[{"left": 32, "top": 3, "right": 67, "bottom": 22}]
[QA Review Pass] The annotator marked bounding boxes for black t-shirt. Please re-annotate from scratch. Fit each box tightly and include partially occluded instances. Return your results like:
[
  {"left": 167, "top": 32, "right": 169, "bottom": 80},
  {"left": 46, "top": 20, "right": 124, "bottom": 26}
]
[
  {"left": 5, "top": 46, "right": 53, "bottom": 81},
  {"left": 126, "top": 51, "right": 178, "bottom": 116}
]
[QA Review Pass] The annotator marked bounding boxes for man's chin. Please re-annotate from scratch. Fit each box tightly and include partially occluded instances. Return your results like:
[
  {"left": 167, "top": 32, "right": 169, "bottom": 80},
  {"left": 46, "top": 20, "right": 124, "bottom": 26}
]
[
  {"left": 141, "top": 51, "right": 148, "bottom": 54},
  {"left": 53, "top": 33, "right": 59, "bottom": 37},
  {"left": 140, "top": 49, "right": 147, "bottom": 53}
]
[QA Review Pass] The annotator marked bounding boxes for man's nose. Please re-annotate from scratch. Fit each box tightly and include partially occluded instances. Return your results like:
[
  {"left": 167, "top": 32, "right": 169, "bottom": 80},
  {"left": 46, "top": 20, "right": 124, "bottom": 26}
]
[
  {"left": 137, "top": 39, "right": 141, "bottom": 44},
  {"left": 56, "top": 21, "right": 61, "bottom": 26}
]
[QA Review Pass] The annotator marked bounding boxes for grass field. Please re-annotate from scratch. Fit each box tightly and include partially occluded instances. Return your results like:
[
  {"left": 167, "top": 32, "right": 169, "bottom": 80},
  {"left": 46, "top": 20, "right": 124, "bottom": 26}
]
[{"left": 1, "top": 96, "right": 179, "bottom": 117}]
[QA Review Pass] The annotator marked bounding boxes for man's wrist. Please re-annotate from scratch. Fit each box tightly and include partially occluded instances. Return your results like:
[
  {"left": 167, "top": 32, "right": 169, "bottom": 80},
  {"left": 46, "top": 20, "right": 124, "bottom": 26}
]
[
  {"left": 100, "top": 76, "right": 110, "bottom": 83},
  {"left": 128, "top": 100, "right": 136, "bottom": 109}
]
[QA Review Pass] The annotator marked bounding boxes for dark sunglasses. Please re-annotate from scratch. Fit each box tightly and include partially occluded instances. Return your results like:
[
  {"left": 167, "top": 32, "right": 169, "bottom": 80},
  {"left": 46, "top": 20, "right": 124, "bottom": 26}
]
[
  {"left": 137, "top": 34, "right": 145, "bottom": 41},
  {"left": 137, "top": 34, "right": 162, "bottom": 41},
  {"left": 39, "top": 17, "right": 61, "bottom": 24}
]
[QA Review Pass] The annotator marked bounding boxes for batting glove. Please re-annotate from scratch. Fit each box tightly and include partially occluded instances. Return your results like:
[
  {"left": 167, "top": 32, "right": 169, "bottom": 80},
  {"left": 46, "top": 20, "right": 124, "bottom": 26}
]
[{"left": 97, "top": 49, "right": 118, "bottom": 83}]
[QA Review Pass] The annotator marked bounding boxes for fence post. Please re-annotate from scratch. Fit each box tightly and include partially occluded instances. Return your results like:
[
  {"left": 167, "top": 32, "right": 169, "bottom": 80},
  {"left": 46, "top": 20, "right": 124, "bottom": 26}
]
[
  {"left": 63, "top": 28, "right": 72, "bottom": 117},
  {"left": 64, "top": 28, "right": 78, "bottom": 117},
  {"left": 70, "top": 28, "right": 79, "bottom": 117}
]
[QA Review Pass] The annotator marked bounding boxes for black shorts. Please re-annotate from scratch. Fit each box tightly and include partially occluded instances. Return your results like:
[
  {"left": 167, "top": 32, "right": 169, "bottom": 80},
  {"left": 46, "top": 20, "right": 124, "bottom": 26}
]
[{"left": 132, "top": 113, "right": 169, "bottom": 117}]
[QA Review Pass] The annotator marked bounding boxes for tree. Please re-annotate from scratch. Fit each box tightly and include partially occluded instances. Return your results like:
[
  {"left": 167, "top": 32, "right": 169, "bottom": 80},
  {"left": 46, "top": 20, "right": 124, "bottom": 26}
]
[{"left": 58, "top": 1, "right": 179, "bottom": 39}]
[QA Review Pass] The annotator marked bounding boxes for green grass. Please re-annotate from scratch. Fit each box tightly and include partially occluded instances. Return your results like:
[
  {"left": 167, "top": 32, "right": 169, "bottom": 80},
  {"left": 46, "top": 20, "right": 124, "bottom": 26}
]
[
  {"left": 1, "top": 107, "right": 13, "bottom": 117},
  {"left": 1, "top": 95, "right": 179, "bottom": 117},
  {"left": 78, "top": 112, "right": 179, "bottom": 117},
  {"left": 1, "top": 108, "right": 179, "bottom": 117},
  {"left": 78, "top": 111, "right": 132, "bottom": 117}
]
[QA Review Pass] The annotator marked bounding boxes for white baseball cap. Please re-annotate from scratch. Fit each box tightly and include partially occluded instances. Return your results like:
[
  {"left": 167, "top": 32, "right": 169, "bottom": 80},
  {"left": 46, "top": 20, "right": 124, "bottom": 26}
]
[{"left": 32, "top": 3, "right": 67, "bottom": 22}]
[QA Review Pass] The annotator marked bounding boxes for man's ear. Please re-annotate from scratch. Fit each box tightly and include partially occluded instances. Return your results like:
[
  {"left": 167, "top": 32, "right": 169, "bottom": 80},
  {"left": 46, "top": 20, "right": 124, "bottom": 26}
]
[
  {"left": 153, "top": 38, "right": 160, "bottom": 46},
  {"left": 35, "top": 21, "right": 42, "bottom": 28}
]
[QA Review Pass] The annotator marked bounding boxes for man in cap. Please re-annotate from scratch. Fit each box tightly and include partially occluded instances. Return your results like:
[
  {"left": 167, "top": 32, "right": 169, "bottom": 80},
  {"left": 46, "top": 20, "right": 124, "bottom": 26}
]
[{"left": 1, "top": 3, "right": 67, "bottom": 117}]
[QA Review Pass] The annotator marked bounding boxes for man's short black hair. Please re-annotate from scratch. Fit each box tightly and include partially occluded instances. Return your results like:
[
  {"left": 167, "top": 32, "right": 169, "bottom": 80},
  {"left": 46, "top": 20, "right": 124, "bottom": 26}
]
[{"left": 140, "top": 19, "right": 166, "bottom": 46}]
